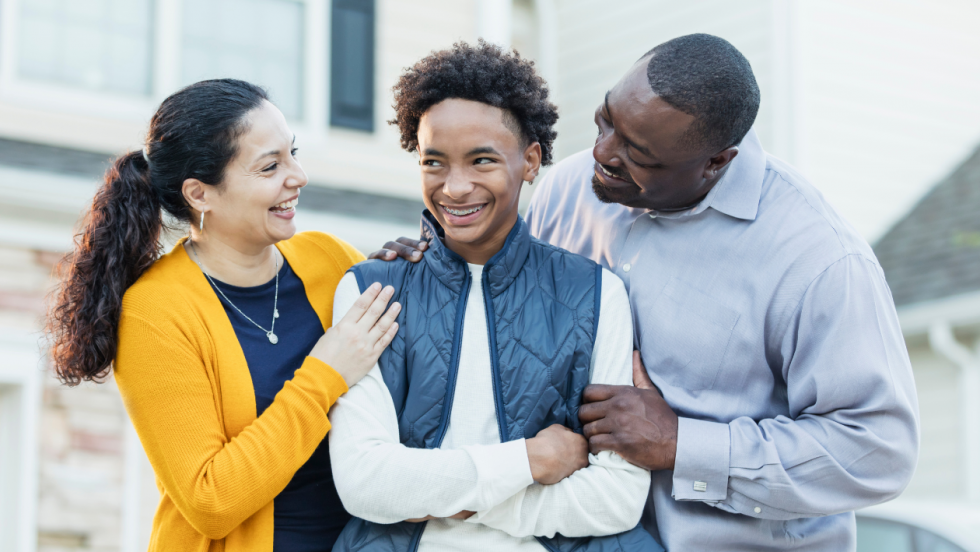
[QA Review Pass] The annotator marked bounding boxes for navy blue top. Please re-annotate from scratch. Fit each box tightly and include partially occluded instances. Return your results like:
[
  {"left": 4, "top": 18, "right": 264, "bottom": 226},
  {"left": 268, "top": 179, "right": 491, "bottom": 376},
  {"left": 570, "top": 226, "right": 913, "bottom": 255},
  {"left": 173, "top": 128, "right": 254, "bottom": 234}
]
[{"left": 208, "top": 259, "right": 350, "bottom": 551}]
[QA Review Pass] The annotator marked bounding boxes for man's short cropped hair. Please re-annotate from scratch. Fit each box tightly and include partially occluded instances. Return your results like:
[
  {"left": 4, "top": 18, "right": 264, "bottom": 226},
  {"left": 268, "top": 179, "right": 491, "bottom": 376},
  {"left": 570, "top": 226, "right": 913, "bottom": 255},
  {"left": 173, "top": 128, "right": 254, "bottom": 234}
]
[
  {"left": 644, "top": 34, "right": 760, "bottom": 153},
  {"left": 390, "top": 40, "right": 559, "bottom": 165}
]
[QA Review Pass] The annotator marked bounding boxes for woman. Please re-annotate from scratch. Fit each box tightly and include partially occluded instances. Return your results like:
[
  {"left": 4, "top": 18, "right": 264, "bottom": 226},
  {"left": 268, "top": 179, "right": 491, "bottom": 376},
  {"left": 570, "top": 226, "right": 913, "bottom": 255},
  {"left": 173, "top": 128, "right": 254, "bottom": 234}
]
[{"left": 46, "top": 79, "right": 399, "bottom": 551}]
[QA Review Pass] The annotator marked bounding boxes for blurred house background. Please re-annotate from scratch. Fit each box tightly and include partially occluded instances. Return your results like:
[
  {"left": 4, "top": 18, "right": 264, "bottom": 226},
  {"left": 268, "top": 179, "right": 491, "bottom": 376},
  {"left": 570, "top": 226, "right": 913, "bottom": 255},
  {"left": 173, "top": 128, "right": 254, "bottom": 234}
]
[{"left": 0, "top": 0, "right": 977, "bottom": 551}]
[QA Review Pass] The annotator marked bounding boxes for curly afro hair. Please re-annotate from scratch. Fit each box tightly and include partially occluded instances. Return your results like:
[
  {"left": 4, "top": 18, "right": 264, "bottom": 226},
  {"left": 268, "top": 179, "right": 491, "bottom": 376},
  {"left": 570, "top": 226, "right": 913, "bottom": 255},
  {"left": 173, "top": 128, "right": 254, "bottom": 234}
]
[{"left": 389, "top": 40, "right": 559, "bottom": 166}]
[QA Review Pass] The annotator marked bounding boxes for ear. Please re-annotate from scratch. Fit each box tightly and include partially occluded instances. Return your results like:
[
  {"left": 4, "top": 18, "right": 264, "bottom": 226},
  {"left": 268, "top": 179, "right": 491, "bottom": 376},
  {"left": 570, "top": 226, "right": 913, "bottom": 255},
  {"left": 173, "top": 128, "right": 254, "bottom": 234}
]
[
  {"left": 181, "top": 178, "right": 211, "bottom": 218},
  {"left": 522, "top": 142, "right": 542, "bottom": 183},
  {"left": 702, "top": 146, "right": 739, "bottom": 180}
]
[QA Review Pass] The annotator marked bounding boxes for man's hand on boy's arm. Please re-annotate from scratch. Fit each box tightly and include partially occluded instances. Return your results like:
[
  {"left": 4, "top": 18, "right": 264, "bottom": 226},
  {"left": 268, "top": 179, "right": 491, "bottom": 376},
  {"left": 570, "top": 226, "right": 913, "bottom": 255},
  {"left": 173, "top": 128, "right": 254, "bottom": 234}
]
[
  {"left": 579, "top": 351, "right": 678, "bottom": 471},
  {"left": 368, "top": 238, "right": 428, "bottom": 262}
]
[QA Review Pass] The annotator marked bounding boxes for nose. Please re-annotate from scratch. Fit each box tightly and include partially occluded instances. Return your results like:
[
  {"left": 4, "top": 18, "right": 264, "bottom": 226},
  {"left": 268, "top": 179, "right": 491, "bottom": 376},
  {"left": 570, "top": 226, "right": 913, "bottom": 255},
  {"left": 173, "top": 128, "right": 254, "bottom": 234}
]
[
  {"left": 286, "top": 159, "right": 308, "bottom": 189},
  {"left": 442, "top": 167, "right": 475, "bottom": 199},
  {"left": 593, "top": 128, "right": 622, "bottom": 168}
]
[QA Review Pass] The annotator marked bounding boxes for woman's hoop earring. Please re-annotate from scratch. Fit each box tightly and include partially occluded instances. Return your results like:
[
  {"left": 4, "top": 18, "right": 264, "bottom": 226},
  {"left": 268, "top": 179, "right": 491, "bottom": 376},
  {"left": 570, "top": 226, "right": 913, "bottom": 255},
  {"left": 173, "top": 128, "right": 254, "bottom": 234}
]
[{"left": 199, "top": 212, "right": 205, "bottom": 232}]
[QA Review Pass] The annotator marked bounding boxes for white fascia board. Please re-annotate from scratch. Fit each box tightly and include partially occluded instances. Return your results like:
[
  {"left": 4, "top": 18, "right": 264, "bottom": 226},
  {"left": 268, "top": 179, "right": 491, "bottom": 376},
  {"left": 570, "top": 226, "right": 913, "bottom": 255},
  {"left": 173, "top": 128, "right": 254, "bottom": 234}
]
[{"left": 898, "top": 290, "right": 980, "bottom": 336}]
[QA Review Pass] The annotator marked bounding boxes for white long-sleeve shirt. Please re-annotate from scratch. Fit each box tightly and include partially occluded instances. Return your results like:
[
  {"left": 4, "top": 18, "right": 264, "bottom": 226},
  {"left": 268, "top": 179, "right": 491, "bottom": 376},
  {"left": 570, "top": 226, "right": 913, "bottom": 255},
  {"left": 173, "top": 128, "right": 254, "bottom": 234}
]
[{"left": 328, "top": 264, "right": 649, "bottom": 551}]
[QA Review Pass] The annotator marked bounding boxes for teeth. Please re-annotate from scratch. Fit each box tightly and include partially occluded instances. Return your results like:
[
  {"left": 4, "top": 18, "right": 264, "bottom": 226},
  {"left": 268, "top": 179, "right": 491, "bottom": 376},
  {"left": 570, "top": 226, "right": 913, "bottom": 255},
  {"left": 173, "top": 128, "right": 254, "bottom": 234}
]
[
  {"left": 445, "top": 205, "right": 483, "bottom": 216},
  {"left": 273, "top": 198, "right": 298, "bottom": 210},
  {"left": 600, "top": 165, "right": 617, "bottom": 178}
]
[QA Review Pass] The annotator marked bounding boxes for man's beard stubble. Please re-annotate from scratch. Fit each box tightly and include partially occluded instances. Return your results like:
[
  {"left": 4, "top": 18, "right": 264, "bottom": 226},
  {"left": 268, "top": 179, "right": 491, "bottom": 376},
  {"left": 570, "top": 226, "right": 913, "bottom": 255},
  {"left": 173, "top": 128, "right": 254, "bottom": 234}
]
[{"left": 591, "top": 174, "right": 642, "bottom": 205}]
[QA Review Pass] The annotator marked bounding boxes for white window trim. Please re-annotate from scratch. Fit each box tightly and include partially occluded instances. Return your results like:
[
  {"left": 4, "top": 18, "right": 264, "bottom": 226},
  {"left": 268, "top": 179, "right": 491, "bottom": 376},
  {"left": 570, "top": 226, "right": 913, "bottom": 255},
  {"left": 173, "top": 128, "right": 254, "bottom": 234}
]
[
  {"left": 0, "top": 330, "right": 43, "bottom": 552},
  {"left": 0, "top": 0, "right": 330, "bottom": 131}
]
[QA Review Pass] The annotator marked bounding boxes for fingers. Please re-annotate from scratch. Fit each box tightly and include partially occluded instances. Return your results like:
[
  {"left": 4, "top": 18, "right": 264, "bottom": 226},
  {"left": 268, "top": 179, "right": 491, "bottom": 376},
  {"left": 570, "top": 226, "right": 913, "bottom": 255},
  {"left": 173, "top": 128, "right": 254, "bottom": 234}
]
[
  {"left": 356, "top": 285, "right": 395, "bottom": 327},
  {"left": 395, "top": 237, "right": 428, "bottom": 251},
  {"left": 367, "top": 248, "right": 398, "bottom": 261},
  {"left": 587, "top": 433, "right": 618, "bottom": 455},
  {"left": 632, "top": 351, "right": 655, "bottom": 390},
  {"left": 368, "top": 299, "right": 402, "bottom": 342},
  {"left": 578, "top": 400, "right": 608, "bottom": 424},
  {"left": 582, "top": 383, "right": 619, "bottom": 404},
  {"left": 341, "top": 282, "right": 382, "bottom": 323},
  {"left": 583, "top": 417, "right": 615, "bottom": 440},
  {"left": 374, "top": 320, "right": 400, "bottom": 354},
  {"left": 383, "top": 239, "right": 426, "bottom": 263}
]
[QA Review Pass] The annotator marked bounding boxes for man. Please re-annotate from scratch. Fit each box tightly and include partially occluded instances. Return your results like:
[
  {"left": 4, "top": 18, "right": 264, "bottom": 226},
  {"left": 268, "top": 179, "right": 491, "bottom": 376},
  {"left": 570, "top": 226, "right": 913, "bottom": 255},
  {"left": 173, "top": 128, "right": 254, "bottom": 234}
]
[
  {"left": 329, "top": 41, "right": 661, "bottom": 552},
  {"left": 374, "top": 34, "right": 919, "bottom": 551}
]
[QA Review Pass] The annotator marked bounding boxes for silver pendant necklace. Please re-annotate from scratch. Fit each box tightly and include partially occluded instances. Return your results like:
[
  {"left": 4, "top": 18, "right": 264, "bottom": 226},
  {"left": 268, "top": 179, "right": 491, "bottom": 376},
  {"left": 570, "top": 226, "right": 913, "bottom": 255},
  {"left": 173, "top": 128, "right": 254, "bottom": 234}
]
[{"left": 190, "top": 241, "right": 281, "bottom": 344}]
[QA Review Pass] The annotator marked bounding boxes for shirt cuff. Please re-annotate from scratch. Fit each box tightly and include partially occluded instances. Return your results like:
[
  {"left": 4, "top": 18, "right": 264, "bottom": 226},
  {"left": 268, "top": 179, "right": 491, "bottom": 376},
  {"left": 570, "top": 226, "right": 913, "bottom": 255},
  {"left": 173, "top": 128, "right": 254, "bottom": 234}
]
[
  {"left": 671, "top": 417, "right": 730, "bottom": 502},
  {"left": 466, "top": 438, "right": 534, "bottom": 508}
]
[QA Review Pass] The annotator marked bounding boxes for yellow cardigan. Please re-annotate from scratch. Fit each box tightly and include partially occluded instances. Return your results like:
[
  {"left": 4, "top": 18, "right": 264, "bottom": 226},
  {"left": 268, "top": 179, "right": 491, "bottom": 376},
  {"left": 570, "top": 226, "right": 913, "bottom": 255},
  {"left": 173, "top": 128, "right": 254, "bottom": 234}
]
[{"left": 115, "top": 232, "right": 364, "bottom": 552}]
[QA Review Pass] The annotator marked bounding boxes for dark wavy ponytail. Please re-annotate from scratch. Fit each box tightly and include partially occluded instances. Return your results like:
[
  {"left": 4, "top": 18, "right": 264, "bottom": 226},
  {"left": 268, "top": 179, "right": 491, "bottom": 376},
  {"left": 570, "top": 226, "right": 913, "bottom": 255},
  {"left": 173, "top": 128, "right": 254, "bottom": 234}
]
[{"left": 48, "top": 78, "right": 268, "bottom": 385}]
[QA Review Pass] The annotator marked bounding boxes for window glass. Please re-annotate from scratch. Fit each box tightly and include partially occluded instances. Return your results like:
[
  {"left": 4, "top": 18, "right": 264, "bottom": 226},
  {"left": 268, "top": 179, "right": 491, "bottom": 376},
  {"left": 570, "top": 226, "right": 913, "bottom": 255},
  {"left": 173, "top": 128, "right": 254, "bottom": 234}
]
[
  {"left": 182, "top": 0, "right": 304, "bottom": 120},
  {"left": 914, "top": 528, "right": 968, "bottom": 552},
  {"left": 330, "top": 0, "right": 374, "bottom": 131},
  {"left": 18, "top": 0, "right": 154, "bottom": 94},
  {"left": 856, "top": 518, "right": 914, "bottom": 552}
]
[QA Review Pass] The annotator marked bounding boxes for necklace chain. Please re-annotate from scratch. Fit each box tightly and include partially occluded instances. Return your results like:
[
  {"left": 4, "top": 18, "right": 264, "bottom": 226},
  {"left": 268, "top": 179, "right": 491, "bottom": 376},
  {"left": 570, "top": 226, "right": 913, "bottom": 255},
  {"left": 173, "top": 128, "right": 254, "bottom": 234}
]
[{"left": 190, "top": 241, "right": 281, "bottom": 344}]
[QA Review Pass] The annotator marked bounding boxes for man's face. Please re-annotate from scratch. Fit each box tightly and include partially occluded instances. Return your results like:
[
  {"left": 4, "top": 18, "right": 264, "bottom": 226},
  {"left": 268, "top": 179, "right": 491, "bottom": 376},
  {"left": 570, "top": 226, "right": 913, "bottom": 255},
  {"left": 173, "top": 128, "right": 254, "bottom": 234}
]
[
  {"left": 417, "top": 98, "right": 540, "bottom": 260},
  {"left": 592, "top": 56, "right": 736, "bottom": 211}
]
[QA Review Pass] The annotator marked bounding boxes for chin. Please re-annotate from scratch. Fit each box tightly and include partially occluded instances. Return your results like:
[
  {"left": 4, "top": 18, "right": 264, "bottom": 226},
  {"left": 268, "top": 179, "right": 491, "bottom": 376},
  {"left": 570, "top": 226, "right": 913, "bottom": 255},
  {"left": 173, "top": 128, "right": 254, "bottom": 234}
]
[{"left": 591, "top": 175, "right": 641, "bottom": 205}]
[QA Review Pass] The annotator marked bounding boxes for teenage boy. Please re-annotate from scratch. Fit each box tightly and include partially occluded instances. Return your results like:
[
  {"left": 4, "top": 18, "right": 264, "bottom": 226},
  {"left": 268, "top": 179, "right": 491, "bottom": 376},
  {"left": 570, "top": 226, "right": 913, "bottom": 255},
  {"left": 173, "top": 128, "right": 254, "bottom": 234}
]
[{"left": 327, "top": 42, "right": 662, "bottom": 552}]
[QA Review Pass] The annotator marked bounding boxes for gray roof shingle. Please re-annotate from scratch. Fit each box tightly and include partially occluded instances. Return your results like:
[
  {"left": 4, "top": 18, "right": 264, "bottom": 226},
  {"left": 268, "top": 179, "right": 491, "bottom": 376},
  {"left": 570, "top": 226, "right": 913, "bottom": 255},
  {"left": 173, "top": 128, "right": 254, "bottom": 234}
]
[{"left": 874, "top": 144, "right": 980, "bottom": 307}]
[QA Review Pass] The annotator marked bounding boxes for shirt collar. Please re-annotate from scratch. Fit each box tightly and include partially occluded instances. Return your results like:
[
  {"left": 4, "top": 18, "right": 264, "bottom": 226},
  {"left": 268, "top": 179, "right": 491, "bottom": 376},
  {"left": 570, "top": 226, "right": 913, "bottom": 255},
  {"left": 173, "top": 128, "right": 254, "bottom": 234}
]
[{"left": 646, "top": 128, "right": 766, "bottom": 222}]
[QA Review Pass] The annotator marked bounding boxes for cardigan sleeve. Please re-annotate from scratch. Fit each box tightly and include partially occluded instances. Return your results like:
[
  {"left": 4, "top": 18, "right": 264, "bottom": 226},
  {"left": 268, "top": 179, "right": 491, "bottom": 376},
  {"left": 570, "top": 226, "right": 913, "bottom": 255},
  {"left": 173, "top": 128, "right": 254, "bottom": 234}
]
[{"left": 114, "top": 310, "right": 349, "bottom": 540}]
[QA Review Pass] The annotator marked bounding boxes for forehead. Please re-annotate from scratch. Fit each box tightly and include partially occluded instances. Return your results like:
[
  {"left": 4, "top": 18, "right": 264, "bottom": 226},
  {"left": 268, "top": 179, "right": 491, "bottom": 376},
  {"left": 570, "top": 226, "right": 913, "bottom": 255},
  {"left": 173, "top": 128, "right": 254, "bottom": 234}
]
[
  {"left": 607, "top": 58, "right": 696, "bottom": 158},
  {"left": 418, "top": 99, "right": 520, "bottom": 151},
  {"left": 239, "top": 101, "right": 291, "bottom": 152}
]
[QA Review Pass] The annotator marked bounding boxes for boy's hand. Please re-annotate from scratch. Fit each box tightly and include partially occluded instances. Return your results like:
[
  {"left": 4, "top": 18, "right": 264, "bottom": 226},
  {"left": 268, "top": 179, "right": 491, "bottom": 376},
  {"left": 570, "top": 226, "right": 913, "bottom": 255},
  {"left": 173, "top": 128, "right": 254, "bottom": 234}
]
[
  {"left": 368, "top": 238, "right": 428, "bottom": 262},
  {"left": 526, "top": 424, "right": 589, "bottom": 484}
]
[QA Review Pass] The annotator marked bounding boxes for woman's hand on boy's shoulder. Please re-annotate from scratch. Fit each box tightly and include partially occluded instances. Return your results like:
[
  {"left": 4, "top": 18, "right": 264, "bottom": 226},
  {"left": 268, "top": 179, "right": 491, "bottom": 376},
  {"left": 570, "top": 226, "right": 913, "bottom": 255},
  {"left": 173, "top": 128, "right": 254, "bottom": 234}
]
[{"left": 368, "top": 237, "right": 428, "bottom": 263}]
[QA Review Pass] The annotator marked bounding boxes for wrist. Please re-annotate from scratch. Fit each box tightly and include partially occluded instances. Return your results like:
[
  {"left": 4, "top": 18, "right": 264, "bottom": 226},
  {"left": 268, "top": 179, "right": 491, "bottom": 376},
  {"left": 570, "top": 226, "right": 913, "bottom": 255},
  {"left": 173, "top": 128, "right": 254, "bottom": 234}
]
[{"left": 525, "top": 437, "right": 549, "bottom": 482}]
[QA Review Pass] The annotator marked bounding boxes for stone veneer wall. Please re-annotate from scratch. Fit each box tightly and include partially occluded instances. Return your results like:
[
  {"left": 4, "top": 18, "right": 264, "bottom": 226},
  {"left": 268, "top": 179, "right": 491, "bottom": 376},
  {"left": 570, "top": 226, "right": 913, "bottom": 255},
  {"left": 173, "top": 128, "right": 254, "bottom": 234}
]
[{"left": 0, "top": 244, "right": 135, "bottom": 551}]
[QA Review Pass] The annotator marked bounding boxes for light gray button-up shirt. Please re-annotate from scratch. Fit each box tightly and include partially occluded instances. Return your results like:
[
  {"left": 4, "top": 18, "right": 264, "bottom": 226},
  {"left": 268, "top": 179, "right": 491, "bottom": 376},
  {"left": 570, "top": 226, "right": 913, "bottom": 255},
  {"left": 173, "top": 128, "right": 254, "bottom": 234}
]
[{"left": 525, "top": 130, "right": 919, "bottom": 551}]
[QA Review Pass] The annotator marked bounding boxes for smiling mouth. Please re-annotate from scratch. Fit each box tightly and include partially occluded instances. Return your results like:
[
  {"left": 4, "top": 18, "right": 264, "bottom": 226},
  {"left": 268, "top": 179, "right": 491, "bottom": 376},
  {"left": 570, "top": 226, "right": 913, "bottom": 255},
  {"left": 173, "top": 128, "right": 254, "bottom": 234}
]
[
  {"left": 270, "top": 197, "right": 298, "bottom": 213},
  {"left": 442, "top": 204, "right": 485, "bottom": 217},
  {"left": 597, "top": 163, "right": 634, "bottom": 183}
]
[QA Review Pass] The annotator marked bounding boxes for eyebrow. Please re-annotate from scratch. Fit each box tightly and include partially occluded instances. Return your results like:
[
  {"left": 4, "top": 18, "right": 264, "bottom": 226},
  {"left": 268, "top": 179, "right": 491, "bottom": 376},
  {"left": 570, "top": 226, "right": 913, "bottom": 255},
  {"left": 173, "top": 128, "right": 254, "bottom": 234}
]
[
  {"left": 604, "top": 91, "right": 658, "bottom": 160},
  {"left": 256, "top": 135, "right": 296, "bottom": 162},
  {"left": 422, "top": 146, "right": 502, "bottom": 157}
]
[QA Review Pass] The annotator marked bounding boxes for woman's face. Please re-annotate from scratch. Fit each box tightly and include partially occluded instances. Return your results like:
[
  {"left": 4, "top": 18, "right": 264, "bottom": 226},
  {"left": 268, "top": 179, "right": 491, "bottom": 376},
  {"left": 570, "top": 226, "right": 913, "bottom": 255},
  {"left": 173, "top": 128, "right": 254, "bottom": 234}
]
[
  {"left": 196, "top": 100, "right": 307, "bottom": 251},
  {"left": 417, "top": 98, "right": 540, "bottom": 263}
]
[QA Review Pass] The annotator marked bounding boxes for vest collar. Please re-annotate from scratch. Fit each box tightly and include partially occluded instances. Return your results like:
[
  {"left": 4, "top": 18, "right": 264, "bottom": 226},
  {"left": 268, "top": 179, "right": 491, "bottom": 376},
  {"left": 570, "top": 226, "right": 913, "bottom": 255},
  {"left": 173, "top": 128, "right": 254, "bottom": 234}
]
[{"left": 420, "top": 209, "right": 531, "bottom": 296}]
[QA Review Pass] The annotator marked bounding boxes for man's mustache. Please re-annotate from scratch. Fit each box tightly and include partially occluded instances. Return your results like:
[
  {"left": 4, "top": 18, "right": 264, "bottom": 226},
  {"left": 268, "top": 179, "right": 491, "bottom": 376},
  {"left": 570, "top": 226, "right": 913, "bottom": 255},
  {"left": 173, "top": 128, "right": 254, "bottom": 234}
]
[{"left": 598, "top": 164, "right": 636, "bottom": 184}]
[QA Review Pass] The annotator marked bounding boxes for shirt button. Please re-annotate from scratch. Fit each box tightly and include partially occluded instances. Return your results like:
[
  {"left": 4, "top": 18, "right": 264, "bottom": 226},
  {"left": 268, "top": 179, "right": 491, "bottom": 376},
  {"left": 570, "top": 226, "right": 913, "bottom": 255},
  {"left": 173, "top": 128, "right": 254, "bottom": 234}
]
[
  {"left": 623, "top": 263, "right": 632, "bottom": 272},
  {"left": 754, "top": 507, "right": 762, "bottom": 514}
]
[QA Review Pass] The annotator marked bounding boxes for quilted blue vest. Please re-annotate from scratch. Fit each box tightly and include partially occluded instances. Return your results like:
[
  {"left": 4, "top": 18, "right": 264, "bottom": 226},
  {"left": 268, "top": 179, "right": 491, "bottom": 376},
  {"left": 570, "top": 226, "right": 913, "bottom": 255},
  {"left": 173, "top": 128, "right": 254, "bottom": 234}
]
[{"left": 333, "top": 211, "right": 662, "bottom": 552}]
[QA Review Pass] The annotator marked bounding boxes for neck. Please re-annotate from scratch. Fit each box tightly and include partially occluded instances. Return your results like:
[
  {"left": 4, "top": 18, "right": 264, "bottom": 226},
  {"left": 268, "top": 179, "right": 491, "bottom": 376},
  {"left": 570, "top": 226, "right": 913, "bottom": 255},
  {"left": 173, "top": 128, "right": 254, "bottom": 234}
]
[
  {"left": 185, "top": 232, "right": 279, "bottom": 287},
  {"left": 443, "top": 211, "right": 518, "bottom": 266}
]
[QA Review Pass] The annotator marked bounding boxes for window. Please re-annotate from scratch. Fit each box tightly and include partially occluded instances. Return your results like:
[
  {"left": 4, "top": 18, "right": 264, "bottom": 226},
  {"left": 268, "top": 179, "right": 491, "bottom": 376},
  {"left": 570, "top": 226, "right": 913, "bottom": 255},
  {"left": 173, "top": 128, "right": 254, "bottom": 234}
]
[
  {"left": 17, "top": 0, "right": 154, "bottom": 95},
  {"left": 856, "top": 517, "right": 968, "bottom": 552},
  {"left": 330, "top": 0, "right": 375, "bottom": 131},
  {"left": 181, "top": 0, "right": 305, "bottom": 120}
]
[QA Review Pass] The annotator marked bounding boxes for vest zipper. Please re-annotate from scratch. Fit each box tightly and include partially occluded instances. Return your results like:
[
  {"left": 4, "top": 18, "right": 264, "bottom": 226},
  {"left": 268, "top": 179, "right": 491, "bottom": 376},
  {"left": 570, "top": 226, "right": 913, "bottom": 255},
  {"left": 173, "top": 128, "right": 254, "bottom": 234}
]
[
  {"left": 433, "top": 272, "right": 471, "bottom": 447},
  {"left": 481, "top": 269, "right": 509, "bottom": 442},
  {"left": 407, "top": 273, "right": 471, "bottom": 552}
]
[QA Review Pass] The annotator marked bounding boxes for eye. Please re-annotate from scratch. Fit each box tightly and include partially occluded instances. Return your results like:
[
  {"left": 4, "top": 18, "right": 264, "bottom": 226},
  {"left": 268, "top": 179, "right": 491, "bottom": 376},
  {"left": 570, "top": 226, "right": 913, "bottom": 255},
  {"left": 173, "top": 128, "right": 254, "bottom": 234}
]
[
  {"left": 422, "top": 159, "right": 443, "bottom": 167},
  {"left": 474, "top": 157, "right": 495, "bottom": 165},
  {"left": 291, "top": 147, "right": 299, "bottom": 157},
  {"left": 262, "top": 162, "right": 278, "bottom": 172}
]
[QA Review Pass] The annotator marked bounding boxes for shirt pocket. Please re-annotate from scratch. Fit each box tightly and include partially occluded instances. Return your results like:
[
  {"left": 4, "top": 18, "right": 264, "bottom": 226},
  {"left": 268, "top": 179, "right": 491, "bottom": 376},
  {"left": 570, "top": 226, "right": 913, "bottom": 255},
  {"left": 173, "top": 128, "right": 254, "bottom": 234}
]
[{"left": 638, "top": 277, "right": 740, "bottom": 391}]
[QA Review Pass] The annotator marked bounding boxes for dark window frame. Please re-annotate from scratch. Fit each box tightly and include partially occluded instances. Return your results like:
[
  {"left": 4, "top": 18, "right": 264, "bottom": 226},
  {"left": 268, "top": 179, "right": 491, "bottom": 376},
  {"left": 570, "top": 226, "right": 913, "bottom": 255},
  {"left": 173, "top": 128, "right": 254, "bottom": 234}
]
[{"left": 329, "top": 0, "right": 376, "bottom": 132}]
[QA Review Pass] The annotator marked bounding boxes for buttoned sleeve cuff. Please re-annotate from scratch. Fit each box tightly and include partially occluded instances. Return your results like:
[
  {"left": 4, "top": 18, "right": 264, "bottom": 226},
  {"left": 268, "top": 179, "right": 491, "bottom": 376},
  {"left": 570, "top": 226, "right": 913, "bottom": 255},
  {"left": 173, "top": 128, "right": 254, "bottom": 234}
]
[{"left": 671, "top": 417, "right": 730, "bottom": 502}]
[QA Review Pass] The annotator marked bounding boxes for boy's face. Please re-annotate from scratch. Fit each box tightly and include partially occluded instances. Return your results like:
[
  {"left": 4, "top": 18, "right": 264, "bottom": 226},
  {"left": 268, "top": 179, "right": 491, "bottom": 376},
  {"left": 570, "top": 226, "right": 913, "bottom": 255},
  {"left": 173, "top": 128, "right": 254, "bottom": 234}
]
[{"left": 417, "top": 99, "right": 541, "bottom": 264}]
